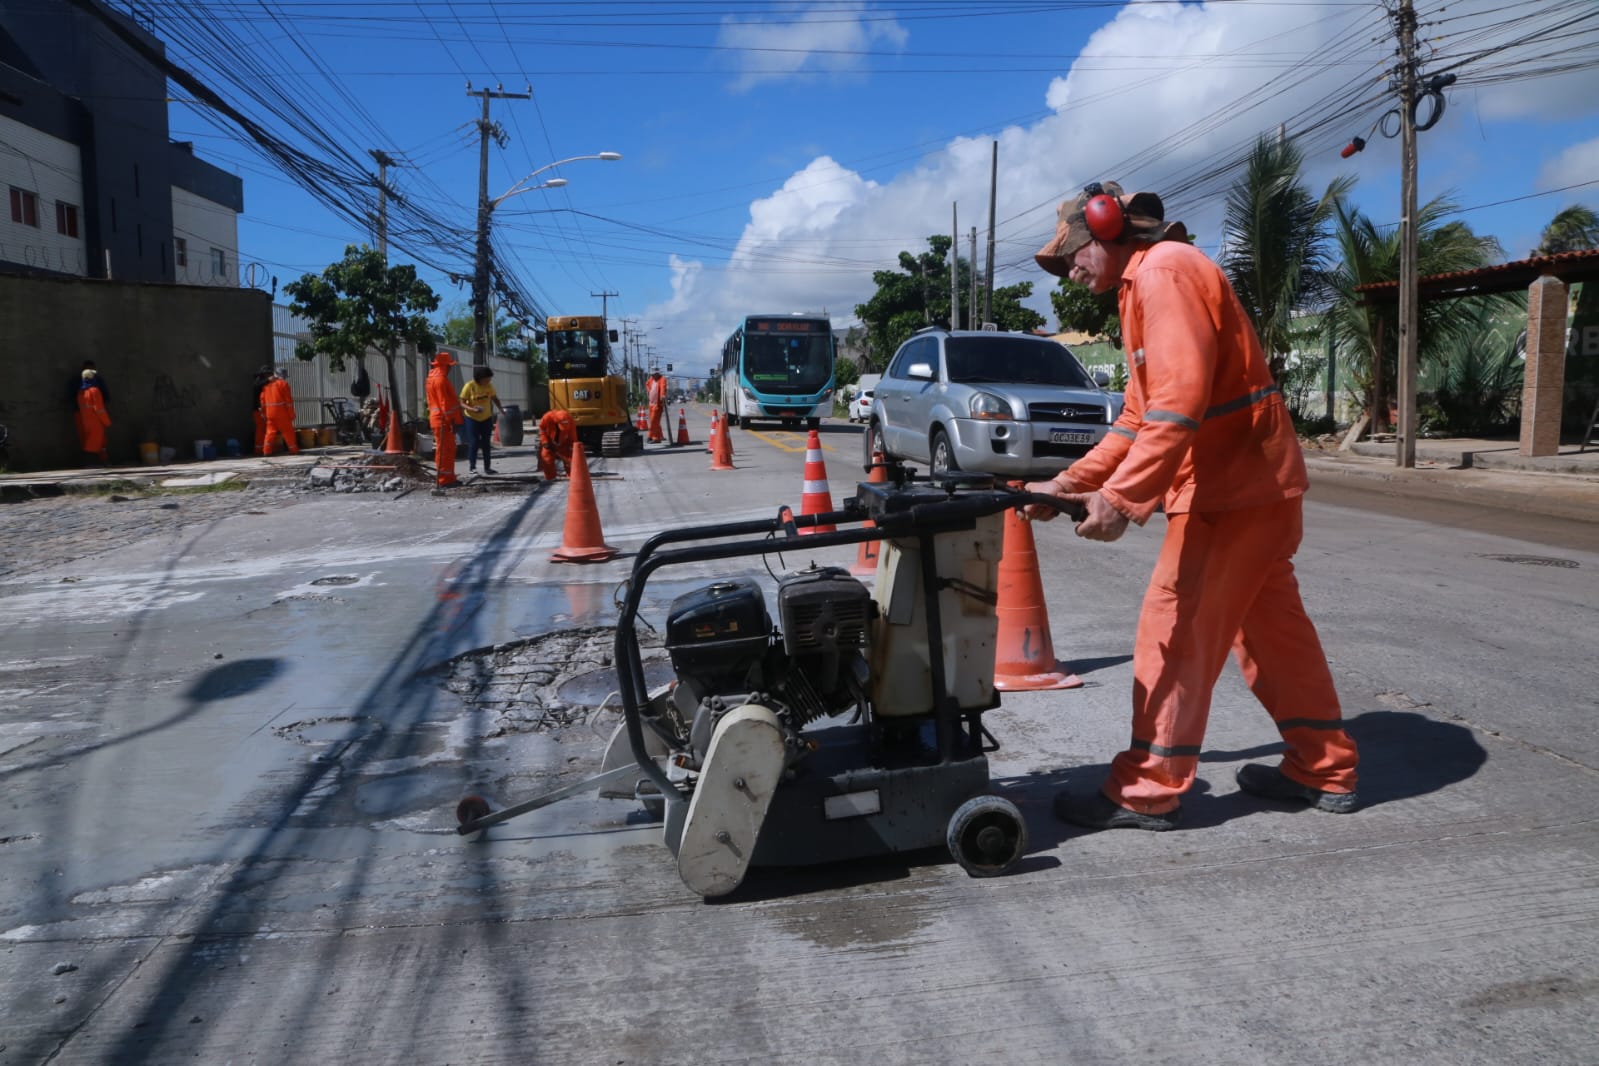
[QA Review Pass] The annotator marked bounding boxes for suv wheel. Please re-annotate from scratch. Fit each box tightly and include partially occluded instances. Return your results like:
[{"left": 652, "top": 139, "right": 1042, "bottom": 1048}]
[
  {"left": 863, "top": 422, "right": 890, "bottom": 472},
  {"left": 930, "top": 428, "right": 960, "bottom": 477}
]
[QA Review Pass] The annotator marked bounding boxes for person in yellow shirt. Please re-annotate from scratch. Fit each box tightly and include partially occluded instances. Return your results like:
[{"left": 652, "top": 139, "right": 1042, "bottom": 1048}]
[{"left": 460, "top": 365, "right": 505, "bottom": 474}]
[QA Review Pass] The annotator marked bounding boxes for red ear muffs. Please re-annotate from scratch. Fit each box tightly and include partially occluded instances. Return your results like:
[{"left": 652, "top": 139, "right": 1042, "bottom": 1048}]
[{"left": 1083, "top": 191, "right": 1125, "bottom": 242}]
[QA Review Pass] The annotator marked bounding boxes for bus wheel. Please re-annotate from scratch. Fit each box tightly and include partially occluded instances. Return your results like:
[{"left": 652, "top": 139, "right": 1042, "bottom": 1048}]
[{"left": 739, "top": 416, "right": 751, "bottom": 430}]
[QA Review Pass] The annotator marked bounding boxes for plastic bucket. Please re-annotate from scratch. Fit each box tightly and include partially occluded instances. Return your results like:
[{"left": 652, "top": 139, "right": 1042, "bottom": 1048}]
[
  {"left": 315, "top": 427, "right": 335, "bottom": 446},
  {"left": 159, "top": 446, "right": 177, "bottom": 464},
  {"left": 297, "top": 428, "right": 317, "bottom": 450},
  {"left": 498, "top": 404, "right": 524, "bottom": 446},
  {"left": 225, "top": 438, "right": 242, "bottom": 457},
  {"left": 194, "top": 439, "right": 213, "bottom": 460},
  {"left": 140, "top": 442, "right": 159, "bottom": 465}
]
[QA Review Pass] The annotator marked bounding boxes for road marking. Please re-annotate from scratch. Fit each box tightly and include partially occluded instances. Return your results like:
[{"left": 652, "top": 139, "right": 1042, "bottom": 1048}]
[{"left": 743, "top": 430, "right": 836, "bottom": 454}]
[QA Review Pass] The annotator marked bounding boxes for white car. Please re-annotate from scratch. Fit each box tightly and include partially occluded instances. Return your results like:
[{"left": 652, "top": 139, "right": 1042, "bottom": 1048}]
[{"left": 849, "top": 387, "right": 874, "bottom": 422}]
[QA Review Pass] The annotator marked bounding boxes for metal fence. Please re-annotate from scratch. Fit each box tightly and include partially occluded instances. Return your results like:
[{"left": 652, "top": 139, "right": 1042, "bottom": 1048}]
[{"left": 270, "top": 304, "right": 529, "bottom": 427}]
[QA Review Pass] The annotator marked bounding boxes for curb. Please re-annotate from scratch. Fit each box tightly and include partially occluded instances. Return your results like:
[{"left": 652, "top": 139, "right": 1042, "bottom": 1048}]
[{"left": 1304, "top": 454, "right": 1599, "bottom": 525}]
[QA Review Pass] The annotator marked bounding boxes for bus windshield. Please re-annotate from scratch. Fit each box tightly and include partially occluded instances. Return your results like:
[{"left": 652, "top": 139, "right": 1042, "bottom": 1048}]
[
  {"left": 744, "top": 331, "right": 831, "bottom": 395},
  {"left": 547, "top": 330, "right": 609, "bottom": 379}
]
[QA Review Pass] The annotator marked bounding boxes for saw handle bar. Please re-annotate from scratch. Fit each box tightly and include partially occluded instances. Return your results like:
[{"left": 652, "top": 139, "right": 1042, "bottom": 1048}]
[{"left": 614, "top": 484, "right": 1087, "bottom": 798}]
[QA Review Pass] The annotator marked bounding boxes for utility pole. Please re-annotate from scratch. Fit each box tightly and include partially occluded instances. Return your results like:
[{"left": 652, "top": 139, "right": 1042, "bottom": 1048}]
[
  {"left": 468, "top": 85, "right": 529, "bottom": 367},
  {"left": 369, "top": 149, "right": 398, "bottom": 262},
  {"left": 1395, "top": 0, "right": 1420, "bottom": 468},
  {"left": 983, "top": 141, "right": 997, "bottom": 327},
  {"left": 969, "top": 227, "right": 978, "bottom": 331},
  {"left": 950, "top": 203, "right": 960, "bottom": 332},
  {"left": 591, "top": 289, "right": 618, "bottom": 323},
  {"left": 617, "top": 315, "right": 636, "bottom": 383}
]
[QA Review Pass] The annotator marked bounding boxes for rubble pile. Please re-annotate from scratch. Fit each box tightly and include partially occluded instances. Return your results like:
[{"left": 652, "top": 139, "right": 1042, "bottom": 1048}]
[{"left": 305, "top": 452, "right": 433, "bottom": 493}]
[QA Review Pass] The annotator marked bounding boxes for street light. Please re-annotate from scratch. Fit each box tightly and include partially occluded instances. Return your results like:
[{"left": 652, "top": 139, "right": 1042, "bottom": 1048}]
[{"left": 472, "top": 151, "right": 622, "bottom": 366}]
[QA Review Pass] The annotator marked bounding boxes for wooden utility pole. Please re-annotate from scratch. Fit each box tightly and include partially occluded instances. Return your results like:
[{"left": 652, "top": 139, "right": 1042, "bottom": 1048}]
[
  {"left": 1395, "top": 0, "right": 1420, "bottom": 467},
  {"left": 468, "top": 85, "right": 529, "bottom": 367},
  {"left": 969, "top": 227, "right": 978, "bottom": 330}
]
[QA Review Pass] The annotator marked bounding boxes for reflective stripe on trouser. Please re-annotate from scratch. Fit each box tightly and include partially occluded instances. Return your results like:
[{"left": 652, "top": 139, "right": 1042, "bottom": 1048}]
[
  {"left": 648, "top": 402, "right": 665, "bottom": 441},
  {"left": 432, "top": 418, "right": 458, "bottom": 483},
  {"left": 1106, "top": 495, "right": 1358, "bottom": 814}
]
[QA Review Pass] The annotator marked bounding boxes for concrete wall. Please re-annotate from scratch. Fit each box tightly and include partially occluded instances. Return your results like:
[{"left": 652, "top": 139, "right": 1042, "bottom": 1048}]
[{"left": 0, "top": 273, "right": 271, "bottom": 471}]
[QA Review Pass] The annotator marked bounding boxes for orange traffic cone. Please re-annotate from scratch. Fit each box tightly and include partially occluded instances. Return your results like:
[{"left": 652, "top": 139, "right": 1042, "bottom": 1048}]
[
  {"left": 380, "top": 386, "right": 405, "bottom": 455},
  {"left": 993, "top": 509, "right": 1082, "bottom": 690},
  {"left": 550, "top": 443, "right": 619, "bottom": 564},
  {"left": 850, "top": 451, "right": 889, "bottom": 576},
  {"left": 707, "top": 411, "right": 718, "bottom": 453},
  {"left": 676, "top": 408, "right": 691, "bottom": 446},
  {"left": 636, "top": 406, "right": 647, "bottom": 432},
  {"left": 798, "top": 429, "right": 836, "bottom": 534},
  {"left": 710, "top": 414, "right": 735, "bottom": 471}
]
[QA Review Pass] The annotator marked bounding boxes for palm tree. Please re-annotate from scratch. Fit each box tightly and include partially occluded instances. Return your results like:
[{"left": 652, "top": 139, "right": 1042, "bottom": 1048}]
[
  {"left": 1323, "top": 195, "right": 1506, "bottom": 428},
  {"left": 1533, "top": 204, "right": 1599, "bottom": 256},
  {"left": 1220, "top": 135, "right": 1353, "bottom": 380}
]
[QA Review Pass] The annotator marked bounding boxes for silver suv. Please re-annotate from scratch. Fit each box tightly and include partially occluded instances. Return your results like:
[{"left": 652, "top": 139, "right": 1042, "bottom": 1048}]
[{"left": 864, "top": 328, "right": 1117, "bottom": 478}]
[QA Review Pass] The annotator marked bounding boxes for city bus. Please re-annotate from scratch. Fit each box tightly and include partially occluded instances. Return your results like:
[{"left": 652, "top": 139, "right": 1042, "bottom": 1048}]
[{"left": 720, "top": 313, "right": 835, "bottom": 430}]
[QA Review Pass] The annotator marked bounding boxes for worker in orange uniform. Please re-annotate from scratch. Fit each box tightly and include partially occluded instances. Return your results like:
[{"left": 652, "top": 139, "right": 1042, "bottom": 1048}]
[
  {"left": 1026, "top": 180, "right": 1359, "bottom": 831},
  {"left": 538, "top": 407, "right": 577, "bottom": 481},
  {"left": 261, "top": 366, "right": 299, "bottom": 455},
  {"left": 426, "top": 351, "right": 464, "bottom": 487},
  {"left": 646, "top": 369, "right": 668, "bottom": 444},
  {"left": 76, "top": 368, "right": 112, "bottom": 465},
  {"left": 251, "top": 365, "right": 272, "bottom": 455}
]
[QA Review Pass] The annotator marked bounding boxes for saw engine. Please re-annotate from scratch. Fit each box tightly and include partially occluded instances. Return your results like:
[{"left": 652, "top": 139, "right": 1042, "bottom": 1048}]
[{"left": 661, "top": 564, "right": 872, "bottom": 768}]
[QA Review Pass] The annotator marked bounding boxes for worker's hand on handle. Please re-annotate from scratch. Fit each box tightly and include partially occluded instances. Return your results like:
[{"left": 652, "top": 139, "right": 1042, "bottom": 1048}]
[
  {"left": 1021, "top": 479, "right": 1071, "bottom": 521},
  {"left": 1061, "top": 491, "right": 1131, "bottom": 543}
]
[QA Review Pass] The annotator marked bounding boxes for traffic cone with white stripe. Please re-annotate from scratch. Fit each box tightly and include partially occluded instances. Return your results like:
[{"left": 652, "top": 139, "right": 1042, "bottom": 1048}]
[
  {"left": 850, "top": 450, "right": 888, "bottom": 576},
  {"left": 993, "top": 508, "right": 1082, "bottom": 690},
  {"left": 798, "top": 429, "right": 836, "bottom": 534},
  {"left": 676, "top": 408, "right": 691, "bottom": 446},
  {"left": 636, "top": 406, "right": 648, "bottom": 432}
]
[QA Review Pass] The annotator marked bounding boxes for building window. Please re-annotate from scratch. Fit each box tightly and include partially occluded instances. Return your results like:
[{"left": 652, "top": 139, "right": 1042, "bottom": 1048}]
[
  {"left": 174, "top": 237, "right": 187, "bottom": 268},
  {"left": 55, "top": 201, "right": 80, "bottom": 238},
  {"left": 9, "top": 187, "right": 39, "bottom": 227},
  {"left": 211, "top": 247, "right": 227, "bottom": 279}
]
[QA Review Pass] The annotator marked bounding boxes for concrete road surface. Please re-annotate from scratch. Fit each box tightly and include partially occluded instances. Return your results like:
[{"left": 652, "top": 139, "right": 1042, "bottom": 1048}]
[{"left": 1, "top": 414, "right": 1596, "bottom": 1065}]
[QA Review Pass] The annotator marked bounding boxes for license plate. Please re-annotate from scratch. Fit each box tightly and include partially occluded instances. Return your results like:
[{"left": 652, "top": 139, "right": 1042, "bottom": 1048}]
[{"left": 1049, "top": 429, "right": 1094, "bottom": 445}]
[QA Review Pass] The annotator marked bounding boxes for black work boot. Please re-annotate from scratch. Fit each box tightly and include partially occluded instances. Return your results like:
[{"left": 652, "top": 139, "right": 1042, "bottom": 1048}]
[
  {"left": 1054, "top": 790, "right": 1180, "bottom": 832},
  {"left": 1236, "top": 764, "right": 1360, "bottom": 813}
]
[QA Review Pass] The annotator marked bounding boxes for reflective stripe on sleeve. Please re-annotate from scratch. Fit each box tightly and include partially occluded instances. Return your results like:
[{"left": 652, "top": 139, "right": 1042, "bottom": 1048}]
[
  {"left": 1109, "top": 425, "right": 1137, "bottom": 441},
  {"left": 1145, "top": 409, "right": 1200, "bottom": 430},
  {"left": 1205, "top": 383, "right": 1280, "bottom": 420}
]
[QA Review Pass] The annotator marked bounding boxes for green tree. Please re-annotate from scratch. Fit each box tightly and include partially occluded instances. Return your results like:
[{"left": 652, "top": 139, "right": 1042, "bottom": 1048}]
[
  {"left": 1534, "top": 204, "right": 1599, "bottom": 255},
  {"left": 283, "top": 245, "right": 439, "bottom": 421},
  {"left": 1050, "top": 280, "right": 1121, "bottom": 347},
  {"left": 1324, "top": 196, "right": 1506, "bottom": 427},
  {"left": 1220, "top": 135, "right": 1353, "bottom": 381},
  {"left": 856, "top": 235, "right": 1043, "bottom": 361}
]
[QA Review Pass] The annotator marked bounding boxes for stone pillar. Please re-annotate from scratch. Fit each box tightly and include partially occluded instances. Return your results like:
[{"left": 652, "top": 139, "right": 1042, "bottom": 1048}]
[{"left": 1519, "top": 274, "right": 1568, "bottom": 457}]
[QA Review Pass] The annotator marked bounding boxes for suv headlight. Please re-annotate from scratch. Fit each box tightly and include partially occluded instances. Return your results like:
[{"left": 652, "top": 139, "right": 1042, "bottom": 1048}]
[{"left": 968, "top": 391, "right": 1014, "bottom": 421}]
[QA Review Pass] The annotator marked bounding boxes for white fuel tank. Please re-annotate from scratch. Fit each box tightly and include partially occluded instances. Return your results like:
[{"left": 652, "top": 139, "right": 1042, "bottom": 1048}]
[{"left": 868, "top": 511, "right": 1003, "bottom": 717}]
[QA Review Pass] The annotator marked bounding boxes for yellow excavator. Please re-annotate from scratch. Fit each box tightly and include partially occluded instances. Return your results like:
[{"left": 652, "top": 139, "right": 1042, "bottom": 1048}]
[{"left": 540, "top": 315, "right": 642, "bottom": 458}]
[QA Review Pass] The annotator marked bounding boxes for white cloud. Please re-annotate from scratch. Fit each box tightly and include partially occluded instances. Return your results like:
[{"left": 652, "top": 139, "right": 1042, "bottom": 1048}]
[
  {"left": 1539, "top": 137, "right": 1599, "bottom": 194},
  {"left": 718, "top": 2, "right": 907, "bottom": 91},
  {"left": 651, "top": 0, "right": 1599, "bottom": 361}
]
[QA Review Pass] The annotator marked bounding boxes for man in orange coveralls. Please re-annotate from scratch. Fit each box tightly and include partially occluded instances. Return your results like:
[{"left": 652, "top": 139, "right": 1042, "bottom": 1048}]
[
  {"left": 426, "top": 351, "right": 464, "bottom": 487},
  {"left": 538, "top": 407, "right": 577, "bottom": 481},
  {"left": 646, "top": 369, "right": 668, "bottom": 443},
  {"left": 76, "top": 368, "right": 112, "bottom": 464},
  {"left": 1026, "top": 180, "right": 1359, "bottom": 831},
  {"left": 260, "top": 367, "right": 299, "bottom": 455}
]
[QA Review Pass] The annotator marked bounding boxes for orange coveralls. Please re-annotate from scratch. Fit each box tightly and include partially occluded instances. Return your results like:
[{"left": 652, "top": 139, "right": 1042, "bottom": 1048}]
[
  {"left": 538, "top": 408, "right": 577, "bottom": 481},
  {"left": 77, "top": 383, "right": 111, "bottom": 462},
  {"left": 261, "top": 376, "right": 299, "bottom": 455},
  {"left": 426, "top": 354, "right": 464, "bottom": 486},
  {"left": 646, "top": 374, "right": 668, "bottom": 443},
  {"left": 1061, "top": 240, "right": 1358, "bottom": 814}
]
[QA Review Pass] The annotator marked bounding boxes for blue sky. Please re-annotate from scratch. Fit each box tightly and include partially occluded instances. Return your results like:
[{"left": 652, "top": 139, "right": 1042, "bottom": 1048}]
[{"left": 162, "top": 0, "right": 1599, "bottom": 373}]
